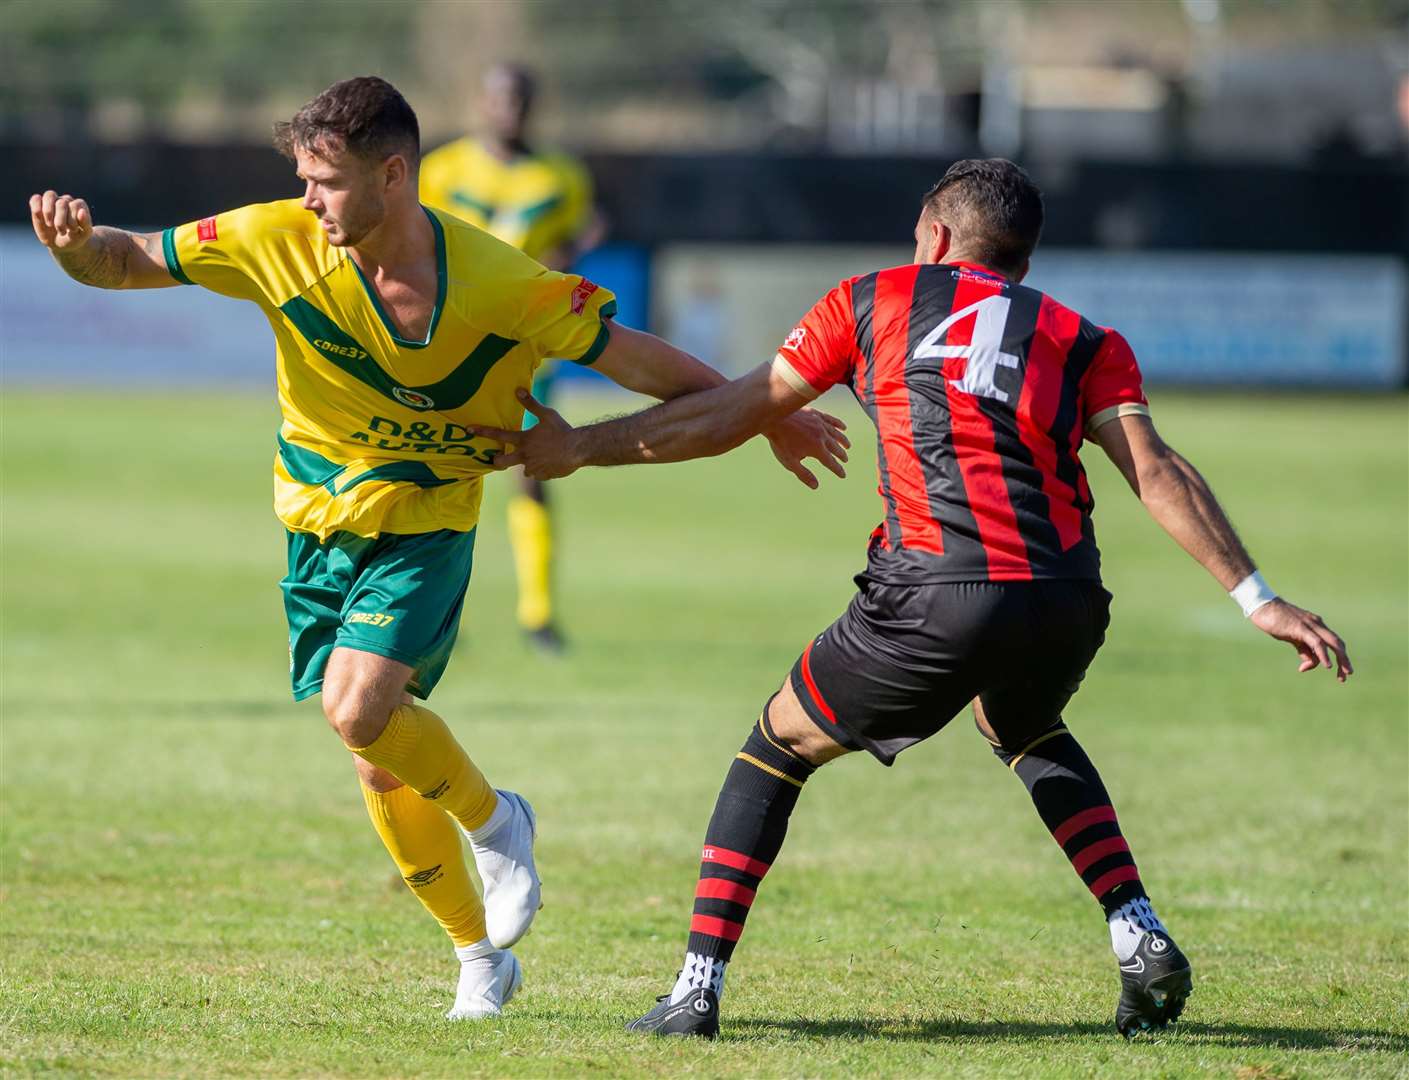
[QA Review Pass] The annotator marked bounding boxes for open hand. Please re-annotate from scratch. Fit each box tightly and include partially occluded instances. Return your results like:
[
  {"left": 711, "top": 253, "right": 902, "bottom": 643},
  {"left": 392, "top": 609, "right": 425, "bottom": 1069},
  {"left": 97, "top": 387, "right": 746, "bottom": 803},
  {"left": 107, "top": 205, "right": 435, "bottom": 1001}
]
[
  {"left": 30, "top": 191, "right": 94, "bottom": 251},
  {"left": 1250, "top": 598, "right": 1353, "bottom": 682},
  {"left": 764, "top": 408, "right": 850, "bottom": 490},
  {"left": 469, "top": 389, "right": 581, "bottom": 481}
]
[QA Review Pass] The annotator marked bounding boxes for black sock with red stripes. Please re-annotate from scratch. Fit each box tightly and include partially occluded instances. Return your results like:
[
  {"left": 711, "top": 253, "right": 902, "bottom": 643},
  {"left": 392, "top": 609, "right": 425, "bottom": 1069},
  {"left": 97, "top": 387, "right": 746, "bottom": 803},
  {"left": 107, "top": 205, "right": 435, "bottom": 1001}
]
[
  {"left": 993, "top": 723, "right": 1166, "bottom": 956},
  {"left": 670, "top": 709, "right": 815, "bottom": 1002}
]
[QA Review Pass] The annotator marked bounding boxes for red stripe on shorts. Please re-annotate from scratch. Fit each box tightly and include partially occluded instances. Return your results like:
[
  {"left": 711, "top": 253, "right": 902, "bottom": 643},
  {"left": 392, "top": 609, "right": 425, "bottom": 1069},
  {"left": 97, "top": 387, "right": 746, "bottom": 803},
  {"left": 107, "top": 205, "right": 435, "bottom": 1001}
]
[{"left": 800, "top": 640, "right": 838, "bottom": 724}]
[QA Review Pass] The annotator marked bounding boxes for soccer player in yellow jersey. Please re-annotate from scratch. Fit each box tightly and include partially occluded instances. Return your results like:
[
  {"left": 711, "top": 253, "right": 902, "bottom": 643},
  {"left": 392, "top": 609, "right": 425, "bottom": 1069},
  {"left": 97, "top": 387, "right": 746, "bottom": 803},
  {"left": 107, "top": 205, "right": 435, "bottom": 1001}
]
[
  {"left": 28, "top": 76, "right": 846, "bottom": 1021},
  {"left": 421, "top": 64, "right": 601, "bottom": 652}
]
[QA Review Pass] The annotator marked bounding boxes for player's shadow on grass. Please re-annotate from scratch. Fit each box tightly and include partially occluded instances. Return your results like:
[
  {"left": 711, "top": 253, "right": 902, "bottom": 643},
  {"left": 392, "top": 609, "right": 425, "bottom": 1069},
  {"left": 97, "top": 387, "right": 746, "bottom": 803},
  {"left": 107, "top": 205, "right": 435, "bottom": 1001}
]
[{"left": 734, "top": 1017, "right": 1408, "bottom": 1052}]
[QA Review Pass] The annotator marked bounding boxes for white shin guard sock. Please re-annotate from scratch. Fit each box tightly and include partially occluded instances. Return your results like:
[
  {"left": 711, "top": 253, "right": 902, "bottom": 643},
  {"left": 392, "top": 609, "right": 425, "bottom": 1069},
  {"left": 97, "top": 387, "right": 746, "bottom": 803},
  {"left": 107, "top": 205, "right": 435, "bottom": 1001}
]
[
  {"left": 1107, "top": 896, "right": 1167, "bottom": 961},
  {"left": 670, "top": 951, "right": 727, "bottom": 1003}
]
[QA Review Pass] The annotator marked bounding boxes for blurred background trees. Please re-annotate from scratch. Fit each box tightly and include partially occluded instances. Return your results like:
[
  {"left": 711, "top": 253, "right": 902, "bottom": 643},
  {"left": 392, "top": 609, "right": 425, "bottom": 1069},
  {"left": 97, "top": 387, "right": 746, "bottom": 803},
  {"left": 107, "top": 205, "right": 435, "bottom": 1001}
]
[{"left": 4, "top": 0, "right": 1405, "bottom": 161}]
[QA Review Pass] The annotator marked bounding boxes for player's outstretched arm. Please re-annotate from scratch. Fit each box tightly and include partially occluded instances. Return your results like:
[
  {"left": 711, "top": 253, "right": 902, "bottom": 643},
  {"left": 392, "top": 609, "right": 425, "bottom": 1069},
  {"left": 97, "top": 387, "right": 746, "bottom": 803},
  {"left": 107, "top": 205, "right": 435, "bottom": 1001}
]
[
  {"left": 574, "top": 325, "right": 849, "bottom": 487},
  {"left": 1095, "top": 412, "right": 1352, "bottom": 681},
  {"left": 29, "top": 191, "right": 175, "bottom": 290},
  {"left": 473, "top": 359, "right": 849, "bottom": 489}
]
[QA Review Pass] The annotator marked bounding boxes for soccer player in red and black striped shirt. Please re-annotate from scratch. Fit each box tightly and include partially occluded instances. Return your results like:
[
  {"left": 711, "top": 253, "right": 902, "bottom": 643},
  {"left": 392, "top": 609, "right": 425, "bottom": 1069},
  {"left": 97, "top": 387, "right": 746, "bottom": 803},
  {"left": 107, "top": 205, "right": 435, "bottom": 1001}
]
[{"left": 471, "top": 159, "right": 1353, "bottom": 1039}]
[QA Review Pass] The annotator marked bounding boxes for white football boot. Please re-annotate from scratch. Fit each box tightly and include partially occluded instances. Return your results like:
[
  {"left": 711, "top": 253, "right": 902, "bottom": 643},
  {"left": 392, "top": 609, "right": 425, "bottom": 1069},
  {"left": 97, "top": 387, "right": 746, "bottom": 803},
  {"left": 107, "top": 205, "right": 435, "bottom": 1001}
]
[
  {"left": 446, "top": 949, "right": 523, "bottom": 1020},
  {"left": 464, "top": 789, "right": 541, "bottom": 948}
]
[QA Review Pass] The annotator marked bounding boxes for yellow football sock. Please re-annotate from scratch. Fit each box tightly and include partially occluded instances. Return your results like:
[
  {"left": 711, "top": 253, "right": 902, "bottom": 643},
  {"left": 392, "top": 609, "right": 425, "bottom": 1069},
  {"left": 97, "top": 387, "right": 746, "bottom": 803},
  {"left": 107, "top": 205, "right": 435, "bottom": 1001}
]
[
  {"left": 362, "top": 783, "right": 487, "bottom": 949},
  {"left": 508, "top": 495, "right": 553, "bottom": 631},
  {"left": 351, "top": 704, "right": 499, "bottom": 834}
]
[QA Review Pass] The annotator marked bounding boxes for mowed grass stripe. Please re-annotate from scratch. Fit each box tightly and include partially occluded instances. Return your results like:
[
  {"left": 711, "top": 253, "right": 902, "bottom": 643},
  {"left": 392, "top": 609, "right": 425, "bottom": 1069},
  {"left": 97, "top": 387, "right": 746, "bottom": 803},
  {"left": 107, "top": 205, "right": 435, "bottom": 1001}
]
[{"left": 2, "top": 390, "right": 1405, "bottom": 1078}]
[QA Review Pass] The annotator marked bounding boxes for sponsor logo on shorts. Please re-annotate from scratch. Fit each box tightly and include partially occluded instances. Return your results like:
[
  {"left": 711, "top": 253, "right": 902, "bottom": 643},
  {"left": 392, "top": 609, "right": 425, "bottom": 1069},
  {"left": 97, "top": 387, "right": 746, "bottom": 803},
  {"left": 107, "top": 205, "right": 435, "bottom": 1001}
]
[
  {"left": 197, "top": 216, "right": 218, "bottom": 242},
  {"left": 783, "top": 326, "right": 807, "bottom": 350},
  {"left": 422, "top": 780, "right": 450, "bottom": 800},
  {"left": 346, "top": 612, "right": 396, "bottom": 628},
  {"left": 404, "top": 864, "right": 444, "bottom": 888},
  {"left": 570, "top": 279, "right": 599, "bottom": 315},
  {"left": 392, "top": 386, "right": 436, "bottom": 410}
]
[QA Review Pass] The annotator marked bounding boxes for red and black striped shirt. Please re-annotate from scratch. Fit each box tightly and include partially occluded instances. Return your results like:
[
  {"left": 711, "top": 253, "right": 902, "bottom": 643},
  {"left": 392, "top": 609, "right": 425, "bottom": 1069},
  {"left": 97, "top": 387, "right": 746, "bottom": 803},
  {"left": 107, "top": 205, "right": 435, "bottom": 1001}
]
[{"left": 774, "top": 261, "right": 1149, "bottom": 584}]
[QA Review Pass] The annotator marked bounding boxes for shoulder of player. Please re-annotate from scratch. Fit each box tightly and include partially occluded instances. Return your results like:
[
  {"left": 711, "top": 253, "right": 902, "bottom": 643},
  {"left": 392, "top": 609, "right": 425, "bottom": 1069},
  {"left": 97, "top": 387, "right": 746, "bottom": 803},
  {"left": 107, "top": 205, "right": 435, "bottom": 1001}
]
[
  {"left": 436, "top": 210, "right": 548, "bottom": 283},
  {"left": 208, "top": 199, "right": 322, "bottom": 246}
]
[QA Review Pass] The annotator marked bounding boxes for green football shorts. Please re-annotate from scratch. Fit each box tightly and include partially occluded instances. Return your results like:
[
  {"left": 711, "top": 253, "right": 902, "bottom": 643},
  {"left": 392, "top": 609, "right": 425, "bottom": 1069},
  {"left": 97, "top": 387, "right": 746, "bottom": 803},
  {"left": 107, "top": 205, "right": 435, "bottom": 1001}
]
[{"left": 281, "top": 527, "right": 477, "bottom": 701}]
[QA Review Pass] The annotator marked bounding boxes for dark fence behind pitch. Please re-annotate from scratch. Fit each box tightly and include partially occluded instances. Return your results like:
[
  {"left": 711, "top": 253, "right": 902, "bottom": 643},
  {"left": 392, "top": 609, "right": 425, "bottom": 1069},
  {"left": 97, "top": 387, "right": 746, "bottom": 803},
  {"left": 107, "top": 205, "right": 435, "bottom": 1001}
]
[{"left": 5, "top": 142, "right": 1405, "bottom": 253}]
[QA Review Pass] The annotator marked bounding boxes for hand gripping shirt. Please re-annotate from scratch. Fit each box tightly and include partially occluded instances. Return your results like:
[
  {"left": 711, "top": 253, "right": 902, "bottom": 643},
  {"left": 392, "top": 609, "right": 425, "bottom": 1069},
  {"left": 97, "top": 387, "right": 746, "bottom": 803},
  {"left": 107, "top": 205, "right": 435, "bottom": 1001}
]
[
  {"left": 162, "top": 199, "right": 616, "bottom": 539},
  {"left": 419, "top": 138, "right": 592, "bottom": 263}
]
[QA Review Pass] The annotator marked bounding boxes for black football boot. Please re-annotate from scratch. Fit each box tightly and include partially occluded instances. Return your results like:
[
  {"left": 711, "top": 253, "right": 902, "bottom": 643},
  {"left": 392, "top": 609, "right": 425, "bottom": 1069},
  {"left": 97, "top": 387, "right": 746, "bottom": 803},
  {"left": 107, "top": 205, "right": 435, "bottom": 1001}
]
[
  {"left": 625, "top": 987, "right": 720, "bottom": 1039},
  {"left": 1115, "top": 930, "right": 1193, "bottom": 1037}
]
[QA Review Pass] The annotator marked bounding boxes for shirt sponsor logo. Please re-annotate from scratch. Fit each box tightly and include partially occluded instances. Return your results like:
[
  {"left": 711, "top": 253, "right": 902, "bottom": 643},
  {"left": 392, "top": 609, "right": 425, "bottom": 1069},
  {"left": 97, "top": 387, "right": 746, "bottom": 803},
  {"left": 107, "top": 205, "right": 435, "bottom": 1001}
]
[
  {"left": 313, "top": 338, "right": 370, "bottom": 361},
  {"left": 392, "top": 387, "right": 436, "bottom": 410},
  {"left": 349, "top": 415, "right": 500, "bottom": 465},
  {"left": 571, "top": 279, "right": 599, "bottom": 315},
  {"left": 783, "top": 326, "right": 807, "bottom": 351},
  {"left": 197, "top": 216, "right": 218, "bottom": 243}
]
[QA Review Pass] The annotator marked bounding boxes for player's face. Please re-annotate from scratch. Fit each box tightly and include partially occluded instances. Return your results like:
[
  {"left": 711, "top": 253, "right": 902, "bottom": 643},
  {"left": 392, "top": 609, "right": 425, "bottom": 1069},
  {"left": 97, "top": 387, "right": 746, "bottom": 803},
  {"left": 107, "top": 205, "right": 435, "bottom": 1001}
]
[
  {"left": 480, "top": 70, "right": 531, "bottom": 142},
  {"left": 295, "top": 143, "right": 386, "bottom": 248}
]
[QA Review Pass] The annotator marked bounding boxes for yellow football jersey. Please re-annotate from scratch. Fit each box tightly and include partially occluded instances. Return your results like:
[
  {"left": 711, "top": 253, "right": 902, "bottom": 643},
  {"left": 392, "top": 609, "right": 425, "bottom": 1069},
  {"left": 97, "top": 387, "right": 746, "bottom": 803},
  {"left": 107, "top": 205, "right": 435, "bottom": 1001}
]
[
  {"left": 161, "top": 198, "right": 616, "bottom": 540},
  {"left": 419, "top": 138, "right": 592, "bottom": 263}
]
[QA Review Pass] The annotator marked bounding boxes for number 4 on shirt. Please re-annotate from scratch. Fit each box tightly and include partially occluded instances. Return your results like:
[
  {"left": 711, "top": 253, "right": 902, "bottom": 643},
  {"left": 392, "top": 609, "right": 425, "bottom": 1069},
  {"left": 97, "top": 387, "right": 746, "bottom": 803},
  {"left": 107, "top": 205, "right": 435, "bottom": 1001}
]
[{"left": 912, "top": 295, "right": 1021, "bottom": 404}]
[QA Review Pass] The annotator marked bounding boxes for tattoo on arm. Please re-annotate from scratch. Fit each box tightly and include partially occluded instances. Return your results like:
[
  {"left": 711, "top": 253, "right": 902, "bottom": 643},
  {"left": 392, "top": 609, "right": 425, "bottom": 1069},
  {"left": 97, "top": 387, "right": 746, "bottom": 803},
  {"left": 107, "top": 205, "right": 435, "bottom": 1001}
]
[{"left": 52, "top": 226, "right": 144, "bottom": 289}]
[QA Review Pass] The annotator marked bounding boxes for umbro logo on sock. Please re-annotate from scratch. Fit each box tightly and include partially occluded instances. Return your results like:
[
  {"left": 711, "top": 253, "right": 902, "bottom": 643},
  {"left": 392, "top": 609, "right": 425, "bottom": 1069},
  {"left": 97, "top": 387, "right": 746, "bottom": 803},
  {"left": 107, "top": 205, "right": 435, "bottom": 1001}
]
[
  {"left": 421, "top": 780, "right": 450, "bottom": 800},
  {"left": 405, "top": 864, "right": 444, "bottom": 888}
]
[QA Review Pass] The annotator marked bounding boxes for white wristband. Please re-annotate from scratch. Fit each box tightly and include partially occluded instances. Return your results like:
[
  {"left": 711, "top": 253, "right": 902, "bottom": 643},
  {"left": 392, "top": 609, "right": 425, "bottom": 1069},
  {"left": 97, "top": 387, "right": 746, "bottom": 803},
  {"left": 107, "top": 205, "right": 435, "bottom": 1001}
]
[{"left": 1229, "top": 571, "right": 1277, "bottom": 617}]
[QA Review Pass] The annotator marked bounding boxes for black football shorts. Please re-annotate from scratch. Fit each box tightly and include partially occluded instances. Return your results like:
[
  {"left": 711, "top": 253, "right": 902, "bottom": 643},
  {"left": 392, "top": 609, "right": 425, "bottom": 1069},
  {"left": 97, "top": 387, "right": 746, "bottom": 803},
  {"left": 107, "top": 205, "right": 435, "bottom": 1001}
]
[{"left": 789, "top": 578, "right": 1112, "bottom": 765}]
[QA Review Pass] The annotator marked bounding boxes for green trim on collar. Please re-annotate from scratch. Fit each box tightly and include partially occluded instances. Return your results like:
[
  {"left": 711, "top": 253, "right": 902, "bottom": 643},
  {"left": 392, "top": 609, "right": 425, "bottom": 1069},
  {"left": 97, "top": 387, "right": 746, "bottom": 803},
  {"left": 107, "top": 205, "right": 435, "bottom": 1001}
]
[{"left": 348, "top": 207, "right": 448, "bottom": 349}]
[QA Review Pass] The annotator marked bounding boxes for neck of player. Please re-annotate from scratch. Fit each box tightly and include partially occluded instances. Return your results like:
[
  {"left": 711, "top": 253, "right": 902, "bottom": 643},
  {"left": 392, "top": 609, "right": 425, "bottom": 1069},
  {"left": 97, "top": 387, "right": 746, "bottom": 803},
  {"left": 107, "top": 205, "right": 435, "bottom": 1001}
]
[{"left": 350, "top": 200, "right": 435, "bottom": 283}]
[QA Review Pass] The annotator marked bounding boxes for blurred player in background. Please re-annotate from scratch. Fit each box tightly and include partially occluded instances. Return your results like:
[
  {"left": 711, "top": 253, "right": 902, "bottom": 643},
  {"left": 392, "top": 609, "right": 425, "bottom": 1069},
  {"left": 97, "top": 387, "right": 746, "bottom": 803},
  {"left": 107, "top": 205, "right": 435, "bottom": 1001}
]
[
  {"left": 29, "top": 76, "right": 841, "bottom": 1024},
  {"left": 474, "top": 159, "right": 1353, "bottom": 1041},
  {"left": 421, "top": 63, "right": 601, "bottom": 653}
]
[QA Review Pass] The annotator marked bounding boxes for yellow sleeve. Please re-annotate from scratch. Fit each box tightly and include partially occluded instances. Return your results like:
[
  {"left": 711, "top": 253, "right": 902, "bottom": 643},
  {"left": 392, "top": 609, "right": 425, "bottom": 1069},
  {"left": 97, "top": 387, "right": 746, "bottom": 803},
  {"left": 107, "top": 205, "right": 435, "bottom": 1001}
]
[
  {"left": 520, "top": 156, "right": 593, "bottom": 260},
  {"left": 160, "top": 200, "right": 313, "bottom": 305},
  {"left": 514, "top": 270, "right": 617, "bottom": 366}
]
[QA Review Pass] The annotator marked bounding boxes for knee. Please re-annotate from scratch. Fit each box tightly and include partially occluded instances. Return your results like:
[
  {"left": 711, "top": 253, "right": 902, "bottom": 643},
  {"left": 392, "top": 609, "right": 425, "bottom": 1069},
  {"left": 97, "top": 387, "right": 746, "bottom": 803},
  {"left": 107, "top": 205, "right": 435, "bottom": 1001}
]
[
  {"left": 766, "top": 681, "right": 848, "bottom": 766},
  {"left": 322, "top": 674, "right": 392, "bottom": 749}
]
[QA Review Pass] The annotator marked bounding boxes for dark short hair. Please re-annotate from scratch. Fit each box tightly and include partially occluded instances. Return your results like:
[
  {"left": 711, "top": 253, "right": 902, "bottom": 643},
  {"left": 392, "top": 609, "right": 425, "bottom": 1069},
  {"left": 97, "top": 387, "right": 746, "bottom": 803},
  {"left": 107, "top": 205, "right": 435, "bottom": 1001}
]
[
  {"left": 274, "top": 76, "right": 420, "bottom": 166},
  {"left": 922, "top": 158, "right": 1044, "bottom": 274}
]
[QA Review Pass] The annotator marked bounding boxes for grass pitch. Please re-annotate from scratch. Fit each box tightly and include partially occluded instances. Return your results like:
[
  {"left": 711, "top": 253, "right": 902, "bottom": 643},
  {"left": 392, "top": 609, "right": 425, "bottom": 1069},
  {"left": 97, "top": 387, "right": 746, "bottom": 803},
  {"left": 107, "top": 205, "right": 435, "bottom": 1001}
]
[{"left": 2, "top": 389, "right": 1405, "bottom": 1078}]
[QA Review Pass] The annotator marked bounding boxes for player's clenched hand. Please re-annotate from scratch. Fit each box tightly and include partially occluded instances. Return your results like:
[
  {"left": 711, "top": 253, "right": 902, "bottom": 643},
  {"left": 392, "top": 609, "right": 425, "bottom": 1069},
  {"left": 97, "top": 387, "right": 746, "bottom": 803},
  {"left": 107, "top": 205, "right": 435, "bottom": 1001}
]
[
  {"left": 469, "top": 389, "right": 581, "bottom": 480},
  {"left": 764, "top": 408, "right": 849, "bottom": 490},
  {"left": 30, "top": 191, "right": 94, "bottom": 251},
  {"left": 1250, "top": 598, "right": 1353, "bottom": 682}
]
